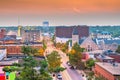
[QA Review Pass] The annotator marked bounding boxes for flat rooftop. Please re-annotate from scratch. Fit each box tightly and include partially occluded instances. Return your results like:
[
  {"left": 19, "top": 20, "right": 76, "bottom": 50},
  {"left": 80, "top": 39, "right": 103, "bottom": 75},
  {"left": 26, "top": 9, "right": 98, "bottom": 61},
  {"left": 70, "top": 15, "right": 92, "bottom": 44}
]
[
  {"left": 0, "top": 58, "right": 18, "bottom": 66},
  {"left": 96, "top": 62, "right": 120, "bottom": 75}
]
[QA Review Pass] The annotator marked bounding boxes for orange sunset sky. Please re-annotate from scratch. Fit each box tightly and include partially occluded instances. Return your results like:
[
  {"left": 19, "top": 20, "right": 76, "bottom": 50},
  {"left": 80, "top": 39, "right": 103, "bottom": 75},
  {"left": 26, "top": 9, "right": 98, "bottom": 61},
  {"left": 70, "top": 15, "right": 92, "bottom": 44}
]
[{"left": 0, "top": 0, "right": 120, "bottom": 26}]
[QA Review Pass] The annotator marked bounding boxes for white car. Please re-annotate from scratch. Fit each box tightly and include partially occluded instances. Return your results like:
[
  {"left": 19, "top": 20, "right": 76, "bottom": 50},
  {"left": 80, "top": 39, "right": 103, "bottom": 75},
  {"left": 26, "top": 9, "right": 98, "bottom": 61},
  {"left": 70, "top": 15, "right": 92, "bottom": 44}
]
[
  {"left": 66, "top": 61, "right": 71, "bottom": 66},
  {"left": 57, "top": 73, "right": 62, "bottom": 79}
]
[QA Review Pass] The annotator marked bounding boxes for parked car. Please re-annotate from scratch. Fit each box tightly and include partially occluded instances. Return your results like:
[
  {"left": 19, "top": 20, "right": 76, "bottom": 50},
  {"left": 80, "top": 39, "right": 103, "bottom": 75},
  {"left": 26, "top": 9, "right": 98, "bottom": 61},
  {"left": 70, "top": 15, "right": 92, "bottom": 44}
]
[
  {"left": 66, "top": 61, "right": 71, "bottom": 66},
  {"left": 70, "top": 66, "right": 77, "bottom": 69},
  {"left": 70, "top": 66, "right": 74, "bottom": 69},
  {"left": 57, "top": 73, "right": 62, "bottom": 79}
]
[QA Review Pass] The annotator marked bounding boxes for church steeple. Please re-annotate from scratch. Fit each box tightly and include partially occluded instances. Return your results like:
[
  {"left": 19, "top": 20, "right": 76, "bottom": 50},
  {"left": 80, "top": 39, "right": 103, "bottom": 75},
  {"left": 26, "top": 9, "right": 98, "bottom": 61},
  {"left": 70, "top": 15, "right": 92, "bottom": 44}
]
[
  {"left": 72, "top": 27, "right": 79, "bottom": 46},
  {"left": 72, "top": 27, "right": 78, "bottom": 35}
]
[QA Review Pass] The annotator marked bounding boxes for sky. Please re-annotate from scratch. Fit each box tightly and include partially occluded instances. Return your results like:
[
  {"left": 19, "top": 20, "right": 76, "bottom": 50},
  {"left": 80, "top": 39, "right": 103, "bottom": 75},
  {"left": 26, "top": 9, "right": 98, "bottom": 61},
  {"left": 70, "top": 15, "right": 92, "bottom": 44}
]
[{"left": 0, "top": 0, "right": 120, "bottom": 26}]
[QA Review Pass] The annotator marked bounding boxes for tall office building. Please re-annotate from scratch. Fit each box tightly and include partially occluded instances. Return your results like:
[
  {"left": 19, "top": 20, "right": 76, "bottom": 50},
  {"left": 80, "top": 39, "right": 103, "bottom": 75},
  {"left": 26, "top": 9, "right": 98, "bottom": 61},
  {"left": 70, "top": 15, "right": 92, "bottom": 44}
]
[
  {"left": 42, "top": 21, "right": 49, "bottom": 33},
  {"left": 43, "top": 21, "right": 49, "bottom": 27}
]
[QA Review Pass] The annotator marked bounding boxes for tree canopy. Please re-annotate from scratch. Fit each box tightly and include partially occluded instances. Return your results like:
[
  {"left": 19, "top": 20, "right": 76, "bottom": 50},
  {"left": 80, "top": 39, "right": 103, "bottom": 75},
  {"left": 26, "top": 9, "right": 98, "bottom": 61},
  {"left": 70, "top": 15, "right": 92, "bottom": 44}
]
[
  {"left": 21, "top": 46, "right": 38, "bottom": 56},
  {"left": 47, "top": 51, "right": 65, "bottom": 73},
  {"left": 86, "top": 58, "right": 95, "bottom": 69},
  {"left": 69, "top": 43, "right": 84, "bottom": 69},
  {"left": 116, "top": 45, "right": 120, "bottom": 53}
]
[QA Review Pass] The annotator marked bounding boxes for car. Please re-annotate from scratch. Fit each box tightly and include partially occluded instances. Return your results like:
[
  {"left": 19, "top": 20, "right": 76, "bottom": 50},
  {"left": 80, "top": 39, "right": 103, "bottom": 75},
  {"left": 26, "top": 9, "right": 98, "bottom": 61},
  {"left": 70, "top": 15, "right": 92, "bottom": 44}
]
[
  {"left": 70, "top": 66, "right": 77, "bottom": 69},
  {"left": 66, "top": 61, "right": 71, "bottom": 66},
  {"left": 70, "top": 66, "right": 74, "bottom": 69},
  {"left": 57, "top": 73, "right": 62, "bottom": 79}
]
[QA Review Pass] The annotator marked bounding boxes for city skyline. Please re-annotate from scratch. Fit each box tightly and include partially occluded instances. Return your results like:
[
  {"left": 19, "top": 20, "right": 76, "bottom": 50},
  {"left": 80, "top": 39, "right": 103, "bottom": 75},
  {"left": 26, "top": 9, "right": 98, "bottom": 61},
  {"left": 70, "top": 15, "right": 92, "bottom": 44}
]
[{"left": 0, "top": 0, "right": 120, "bottom": 26}]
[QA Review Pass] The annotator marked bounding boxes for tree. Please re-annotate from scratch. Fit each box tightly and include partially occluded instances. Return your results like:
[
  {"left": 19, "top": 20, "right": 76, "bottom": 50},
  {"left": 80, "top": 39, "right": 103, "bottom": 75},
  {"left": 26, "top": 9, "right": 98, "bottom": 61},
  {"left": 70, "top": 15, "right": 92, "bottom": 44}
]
[
  {"left": 43, "top": 40, "right": 47, "bottom": 50},
  {"left": 69, "top": 43, "right": 84, "bottom": 69},
  {"left": 116, "top": 45, "right": 120, "bottom": 53},
  {"left": 54, "top": 66, "right": 66, "bottom": 73},
  {"left": 61, "top": 42, "right": 69, "bottom": 53},
  {"left": 30, "top": 48, "right": 38, "bottom": 56},
  {"left": 51, "top": 35, "right": 56, "bottom": 47},
  {"left": 3, "top": 66, "right": 13, "bottom": 73},
  {"left": 21, "top": 46, "right": 31, "bottom": 56},
  {"left": 40, "top": 60, "right": 48, "bottom": 68},
  {"left": 47, "top": 51, "right": 64, "bottom": 73},
  {"left": 14, "top": 56, "right": 52, "bottom": 80},
  {"left": 39, "top": 60, "right": 52, "bottom": 80},
  {"left": 38, "top": 47, "right": 45, "bottom": 56},
  {"left": 21, "top": 46, "right": 38, "bottom": 56},
  {"left": 86, "top": 58, "right": 95, "bottom": 69}
]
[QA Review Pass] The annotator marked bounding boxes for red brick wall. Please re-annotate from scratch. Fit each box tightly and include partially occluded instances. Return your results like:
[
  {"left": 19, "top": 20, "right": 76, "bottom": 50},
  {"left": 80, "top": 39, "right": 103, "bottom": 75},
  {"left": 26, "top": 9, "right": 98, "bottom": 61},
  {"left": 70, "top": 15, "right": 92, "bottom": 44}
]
[
  {"left": 0, "top": 29, "right": 6, "bottom": 39},
  {"left": 0, "top": 45, "right": 42, "bottom": 54},
  {"left": 94, "top": 64, "right": 115, "bottom": 80}
]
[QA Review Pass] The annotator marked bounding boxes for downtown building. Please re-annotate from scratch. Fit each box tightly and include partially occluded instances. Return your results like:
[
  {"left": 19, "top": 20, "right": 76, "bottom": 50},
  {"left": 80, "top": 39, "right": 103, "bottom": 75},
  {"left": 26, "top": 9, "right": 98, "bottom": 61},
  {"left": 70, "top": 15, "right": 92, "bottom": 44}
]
[
  {"left": 21, "top": 29, "right": 41, "bottom": 43},
  {"left": 55, "top": 25, "right": 89, "bottom": 43},
  {"left": 94, "top": 62, "right": 120, "bottom": 80},
  {"left": 0, "top": 29, "right": 6, "bottom": 39}
]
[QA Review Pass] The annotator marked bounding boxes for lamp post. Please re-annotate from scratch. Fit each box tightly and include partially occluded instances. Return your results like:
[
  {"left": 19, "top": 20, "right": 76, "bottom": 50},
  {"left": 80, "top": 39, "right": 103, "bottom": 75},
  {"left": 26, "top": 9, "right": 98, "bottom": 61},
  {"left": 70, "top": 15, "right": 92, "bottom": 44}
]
[{"left": 16, "top": 45, "right": 18, "bottom": 59}]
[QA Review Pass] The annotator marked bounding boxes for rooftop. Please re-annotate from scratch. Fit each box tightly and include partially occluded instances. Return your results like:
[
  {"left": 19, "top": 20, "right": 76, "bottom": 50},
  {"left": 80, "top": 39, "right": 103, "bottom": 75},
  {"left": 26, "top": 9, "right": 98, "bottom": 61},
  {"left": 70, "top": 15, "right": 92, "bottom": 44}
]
[
  {"left": 72, "top": 27, "right": 79, "bottom": 35},
  {"left": 96, "top": 62, "right": 120, "bottom": 75},
  {"left": 97, "top": 55, "right": 114, "bottom": 60},
  {"left": 0, "top": 58, "right": 18, "bottom": 66}
]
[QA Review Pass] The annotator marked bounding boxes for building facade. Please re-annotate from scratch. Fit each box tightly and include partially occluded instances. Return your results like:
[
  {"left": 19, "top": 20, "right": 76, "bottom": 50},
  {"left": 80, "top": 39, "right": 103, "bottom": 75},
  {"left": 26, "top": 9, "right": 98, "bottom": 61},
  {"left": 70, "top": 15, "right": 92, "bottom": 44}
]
[
  {"left": 0, "top": 43, "right": 42, "bottom": 55},
  {"left": 55, "top": 26, "right": 89, "bottom": 39},
  {"left": 0, "top": 29, "right": 6, "bottom": 39},
  {"left": 80, "top": 37, "right": 99, "bottom": 51},
  {"left": 22, "top": 30, "right": 41, "bottom": 42},
  {"left": 72, "top": 27, "right": 79, "bottom": 46},
  {"left": 94, "top": 62, "right": 120, "bottom": 80}
]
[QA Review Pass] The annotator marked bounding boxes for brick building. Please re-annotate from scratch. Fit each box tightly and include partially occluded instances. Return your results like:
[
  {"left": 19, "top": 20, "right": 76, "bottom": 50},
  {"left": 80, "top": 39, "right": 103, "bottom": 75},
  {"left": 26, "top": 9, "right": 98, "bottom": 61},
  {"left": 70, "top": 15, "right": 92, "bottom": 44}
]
[
  {"left": 94, "top": 62, "right": 120, "bottom": 80},
  {"left": 0, "top": 29, "right": 6, "bottom": 39},
  {"left": 109, "top": 54, "right": 120, "bottom": 63},
  {"left": 0, "top": 43, "right": 42, "bottom": 55},
  {"left": 21, "top": 30, "right": 41, "bottom": 42},
  {"left": 55, "top": 26, "right": 89, "bottom": 39}
]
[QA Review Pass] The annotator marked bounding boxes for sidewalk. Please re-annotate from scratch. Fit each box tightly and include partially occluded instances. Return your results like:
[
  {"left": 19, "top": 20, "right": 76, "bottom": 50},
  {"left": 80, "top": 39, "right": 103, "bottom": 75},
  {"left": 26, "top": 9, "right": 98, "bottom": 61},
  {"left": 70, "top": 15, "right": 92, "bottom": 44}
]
[{"left": 76, "top": 70, "right": 87, "bottom": 80}]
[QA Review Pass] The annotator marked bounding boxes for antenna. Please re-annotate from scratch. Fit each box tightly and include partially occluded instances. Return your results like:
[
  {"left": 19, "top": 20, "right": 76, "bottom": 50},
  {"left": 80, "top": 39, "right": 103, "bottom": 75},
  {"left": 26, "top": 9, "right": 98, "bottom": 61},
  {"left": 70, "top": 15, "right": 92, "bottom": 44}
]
[{"left": 18, "top": 16, "right": 20, "bottom": 26}]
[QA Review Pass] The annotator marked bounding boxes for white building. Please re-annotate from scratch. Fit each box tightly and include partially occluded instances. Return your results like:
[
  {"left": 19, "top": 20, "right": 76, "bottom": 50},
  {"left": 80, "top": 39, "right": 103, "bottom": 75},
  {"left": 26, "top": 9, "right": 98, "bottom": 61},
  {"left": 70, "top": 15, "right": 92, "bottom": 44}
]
[{"left": 0, "top": 48, "right": 7, "bottom": 61}]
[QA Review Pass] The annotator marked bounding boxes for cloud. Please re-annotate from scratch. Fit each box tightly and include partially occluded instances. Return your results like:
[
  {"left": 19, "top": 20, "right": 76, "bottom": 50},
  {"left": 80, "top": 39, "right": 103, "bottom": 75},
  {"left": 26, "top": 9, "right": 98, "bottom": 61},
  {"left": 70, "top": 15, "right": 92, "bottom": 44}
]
[{"left": 73, "top": 8, "right": 81, "bottom": 13}]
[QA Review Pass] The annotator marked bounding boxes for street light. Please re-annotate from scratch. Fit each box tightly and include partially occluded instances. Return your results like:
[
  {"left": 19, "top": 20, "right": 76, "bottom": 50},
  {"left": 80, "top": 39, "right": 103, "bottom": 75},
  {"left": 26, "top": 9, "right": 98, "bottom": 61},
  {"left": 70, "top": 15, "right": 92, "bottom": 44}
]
[{"left": 16, "top": 45, "right": 19, "bottom": 59}]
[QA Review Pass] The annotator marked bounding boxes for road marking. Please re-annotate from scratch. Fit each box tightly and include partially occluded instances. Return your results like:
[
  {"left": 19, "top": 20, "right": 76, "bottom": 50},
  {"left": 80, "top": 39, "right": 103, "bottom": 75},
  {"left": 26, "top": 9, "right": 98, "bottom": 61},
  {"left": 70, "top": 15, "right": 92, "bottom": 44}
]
[{"left": 61, "top": 65, "right": 72, "bottom": 80}]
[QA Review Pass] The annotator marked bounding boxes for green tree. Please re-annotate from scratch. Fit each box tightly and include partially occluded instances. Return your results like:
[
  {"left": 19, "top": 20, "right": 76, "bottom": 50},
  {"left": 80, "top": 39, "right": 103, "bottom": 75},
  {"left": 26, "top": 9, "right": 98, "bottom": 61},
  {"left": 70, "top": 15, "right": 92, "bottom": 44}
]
[
  {"left": 21, "top": 46, "right": 31, "bottom": 56},
  {"left": 47, "top": 51, "right": 64, "bottom": 73},
  {"left": 30, "top": 48, "right": 38, "bottom": 56},
  {"left": 54, "top": 66, "right": 66, "bottom": 73},
  {"left": 43, "top": 40, "right": 47, "bottom": 50},
  {"left": 21, "top": 46, "right": 38, "bottom": 56},
  {"left": 69, "top": 43, "right": 84, "bottom": 69},
  {"left": 86, "top": 58, "right": 95, "bottom": 69},
  {"left": 39, "top": 60, "right": 52, "bottom": 80},
  {"left": 15, "top": 56, "right": 52, "bottom": 80},
  {"left": 40, "top": 60, "right": 48, "bottom": 68},
  {"left": 3, "top": 66, "right": 13, "bottom": 73},
  {"left": 116, "top": 45, "right": 120, "bottom": 53},
  {"left": 61, "top": 42, "right": 69, "bottom": 53}
]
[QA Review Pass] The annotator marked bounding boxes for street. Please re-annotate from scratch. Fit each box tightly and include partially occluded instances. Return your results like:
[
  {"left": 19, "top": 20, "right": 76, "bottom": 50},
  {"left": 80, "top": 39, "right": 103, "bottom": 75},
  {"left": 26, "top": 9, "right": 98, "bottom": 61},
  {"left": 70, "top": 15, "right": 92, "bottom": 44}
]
[{"left": 45, "top": 37, "right": 84, "bottom": 80}]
